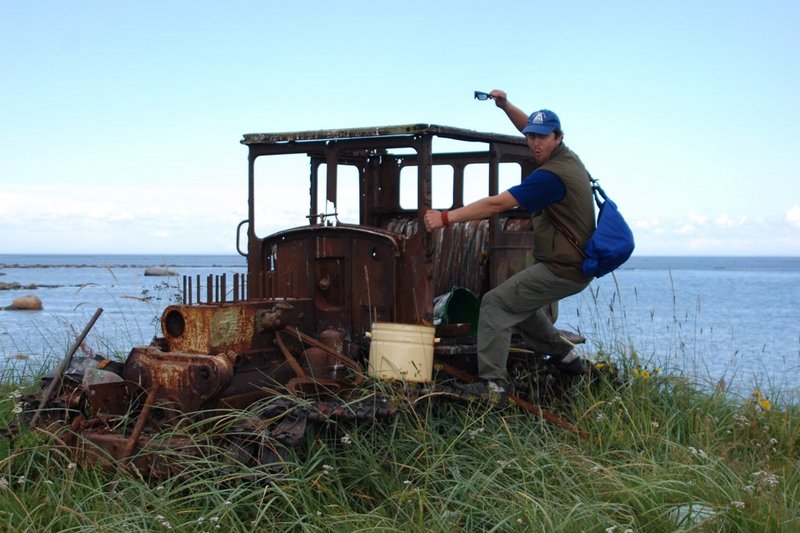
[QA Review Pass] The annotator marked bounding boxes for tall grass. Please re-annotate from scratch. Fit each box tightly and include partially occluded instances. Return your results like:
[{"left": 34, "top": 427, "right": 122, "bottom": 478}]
[{"left": 2, "top": 360, "right": 800, "bottom": 531}]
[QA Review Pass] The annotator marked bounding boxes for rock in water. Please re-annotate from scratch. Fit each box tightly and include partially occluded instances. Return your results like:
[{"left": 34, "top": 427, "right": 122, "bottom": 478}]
[
  {"left": 144, "top": 267, "right": 178, "bottom": 276},
  {"left": 8, "top": 294, "right": 43, "bottom": 310}
]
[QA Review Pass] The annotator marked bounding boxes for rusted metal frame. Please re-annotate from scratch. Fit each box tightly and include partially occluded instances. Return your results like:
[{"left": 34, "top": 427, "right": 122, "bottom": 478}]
[
  {"left": 451, "top": 161, "right": 465, "bottom": 209},
  {"left": 283, "top": 326, "right": 364, "bottom": 385},
  {"left": 437, "top": 362, "right": 588, "bottom": 441},
  {"left": 247, "top": 149, "right": 258, "bottom": 254},
  {"left": 122, "top": 384, "right": 161, "bottom": 462},
  {"left": 241, "top": 124, "right": 529, "bottom": 147},
  {"left": 414, "top": 133, "right": 435, "bottom": 324},
  {"left": 310, "top": 157, "right": 323, "bottom": 225},
  {"left": 325, "top": 148, "right": 338, "bottom": 220},
  {"left": 262, "top": 225, "right": 401, "bottom": 253}
]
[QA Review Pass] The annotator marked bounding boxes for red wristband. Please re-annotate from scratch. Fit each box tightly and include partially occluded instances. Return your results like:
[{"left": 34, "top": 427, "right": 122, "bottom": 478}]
[{"left": 441, "top": 210, "right": 451, "bottom": 228}]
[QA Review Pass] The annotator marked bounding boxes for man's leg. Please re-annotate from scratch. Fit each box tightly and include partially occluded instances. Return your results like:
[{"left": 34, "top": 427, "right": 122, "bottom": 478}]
[{"left": 477, "top": 263, "right": 589, "bottom": 382}]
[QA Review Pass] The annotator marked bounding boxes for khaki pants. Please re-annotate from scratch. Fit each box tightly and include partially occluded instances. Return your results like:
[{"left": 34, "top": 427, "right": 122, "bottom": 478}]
[{"left": 477, "top": 262, "right": 590, "bottom": 383}]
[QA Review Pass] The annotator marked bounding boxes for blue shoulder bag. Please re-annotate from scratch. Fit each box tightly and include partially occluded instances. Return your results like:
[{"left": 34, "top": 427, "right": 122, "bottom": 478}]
[{"left": 550, "top": 178, "right": 635, "bottom": 278}]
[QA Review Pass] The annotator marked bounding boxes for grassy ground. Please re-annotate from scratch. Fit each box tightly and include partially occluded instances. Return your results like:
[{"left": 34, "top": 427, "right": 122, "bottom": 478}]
[{"left": 2, "top": 354, "right": 799, "bottom": 532}]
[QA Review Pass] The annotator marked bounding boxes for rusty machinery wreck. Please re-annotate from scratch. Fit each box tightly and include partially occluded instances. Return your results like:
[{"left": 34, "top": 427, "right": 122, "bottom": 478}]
[{"left": 19, "top": 124, "right": 593, "bottom": 476}]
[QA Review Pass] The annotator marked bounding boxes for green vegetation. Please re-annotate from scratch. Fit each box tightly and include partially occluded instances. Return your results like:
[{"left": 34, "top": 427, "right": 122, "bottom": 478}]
[{"left": 2, "top": 355, "right": 799, "bottom": 532}]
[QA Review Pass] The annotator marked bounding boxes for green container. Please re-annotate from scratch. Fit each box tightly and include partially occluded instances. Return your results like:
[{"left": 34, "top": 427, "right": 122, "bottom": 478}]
[{"left": 433, "top": 286, "right": 480, "bottom": 335}]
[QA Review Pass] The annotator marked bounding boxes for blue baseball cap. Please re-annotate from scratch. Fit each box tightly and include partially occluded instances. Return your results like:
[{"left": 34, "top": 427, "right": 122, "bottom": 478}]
[{"left": 521, "top": 109, "right": 560, "bottom": 135}]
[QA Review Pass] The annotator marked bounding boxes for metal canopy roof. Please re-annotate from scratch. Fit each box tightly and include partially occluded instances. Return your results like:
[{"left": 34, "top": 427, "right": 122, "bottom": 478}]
[{"left": 241, "top": 124, "right": 527, "bottom": 146}]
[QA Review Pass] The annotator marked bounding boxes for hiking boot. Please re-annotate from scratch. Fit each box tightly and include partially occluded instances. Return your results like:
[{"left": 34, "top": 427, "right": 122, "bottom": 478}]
[{"left": 552, "top": 352, "right": 585, "bottom": 376}]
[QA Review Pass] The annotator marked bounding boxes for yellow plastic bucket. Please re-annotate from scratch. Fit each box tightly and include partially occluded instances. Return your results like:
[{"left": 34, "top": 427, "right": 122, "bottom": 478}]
[{"left": 367, "top": 322, "right": 435, "bottom": 383}]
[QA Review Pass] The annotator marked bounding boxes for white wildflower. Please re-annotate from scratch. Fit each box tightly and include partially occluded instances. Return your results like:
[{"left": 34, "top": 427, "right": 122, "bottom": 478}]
[
  {"left": 467, "top": 427, "right": 485, "bottom": 439},
  {"left": 322, "top": 464, "right": 334, "bottom": 473},
  {"left": 730, "top": 501, "right": 745, "bottom": 510},
  {"left": 0, "top": 477, "right": 8, "bottom": 489},
  {"left": 7, "top": 390, "right": 22, "bottom": 399},
  {"left": 752, "top": 470, "right": 779, "bottom": 489},
  {"left": 340, "top": 434, "right": 352, "bottom": 445},
  {"left": 688, "top": 447, "right": 707, "bottom": 459},
  {"left": 651, "top": 421, "right": 660, "bottom": 428},
  {"left": 67, "top": 462, "right": 77, "bottom": 470},
  {"left": 403, "top": 480, "right": 412, "bottom": 486},
  {"left": 605, "top": 526, "right": 617, "bottom": 533},
  {"left": 12, "top": 403, "right": 23, "bottom": 414},
  {"left": 743, "top": 484, "right": 755, "bottom": 494},
  {"left": 17, "top": 476, "right": 25, "bottom": 484},
  {"left": 224, "top": 500, "right": 232, "bottom": 505}
]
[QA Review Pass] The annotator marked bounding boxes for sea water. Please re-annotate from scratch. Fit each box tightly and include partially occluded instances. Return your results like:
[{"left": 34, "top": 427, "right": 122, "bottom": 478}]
[
  {"left": 0, "top": 254, "right": 246, "bottom": 369},
  {"left": 1, "top": 255, "right": 798, "bottom": 397},
  {"left": 559, "top": 256, "right": 800, "bottom": 397}
]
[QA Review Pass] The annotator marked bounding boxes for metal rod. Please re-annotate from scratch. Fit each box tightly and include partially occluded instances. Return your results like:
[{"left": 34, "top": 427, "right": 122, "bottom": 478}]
[
  {"left": 30, "top": 308, "right": 103, "bottom": 426},
  {"left": 123, "top": 384, "right": 160, "bottom": 462}
]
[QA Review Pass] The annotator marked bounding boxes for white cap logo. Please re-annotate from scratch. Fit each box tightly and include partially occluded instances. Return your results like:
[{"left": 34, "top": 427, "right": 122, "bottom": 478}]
[{"left": 532, "top": 111, "right": 545, "bottom": 123}]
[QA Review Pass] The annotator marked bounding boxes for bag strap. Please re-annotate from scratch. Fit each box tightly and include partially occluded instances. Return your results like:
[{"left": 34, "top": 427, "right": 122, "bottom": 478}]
[
  {"left": 547, "top": 175, "right": 604, "bottom": 260},
  {"left": 548, "top": 210, "right": 588, "bottom": 259},
  {"left": 589, "top": 176, "right": 608, "bottom": 208}
]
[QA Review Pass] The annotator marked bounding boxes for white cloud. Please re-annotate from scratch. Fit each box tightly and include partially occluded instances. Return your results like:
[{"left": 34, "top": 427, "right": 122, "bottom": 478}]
[
  {"left": 633, "top": 217, "right": 660, "bottom": 229},
  {"left": 687, "top": 212, "right": 708, "bottom": 225},
  {"left": 787, "top": 205, "right": 800, "bottom": 227},
  {"left": 713, "top": 213, "right": 747, "bottom": 227}
]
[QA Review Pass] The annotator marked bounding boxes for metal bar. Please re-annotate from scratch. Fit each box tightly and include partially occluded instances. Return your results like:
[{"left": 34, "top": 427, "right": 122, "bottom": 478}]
[
  {"left": 123, "top": 384, "right": 160, "bottom": 462},
  {"left": 274, "top": 331, "right": 307, "bottom": 379},
  {"left": 284, "top": 326, "right": 363, "bottom": 384},
  {"left": 31, "top": 308, "right": 103, "bottom": 426}
]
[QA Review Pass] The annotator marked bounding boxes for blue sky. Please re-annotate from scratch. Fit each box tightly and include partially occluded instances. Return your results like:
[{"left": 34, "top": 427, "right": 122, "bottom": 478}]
[{"left": 1, "top": 1, "right": 798, "bottom": 256}]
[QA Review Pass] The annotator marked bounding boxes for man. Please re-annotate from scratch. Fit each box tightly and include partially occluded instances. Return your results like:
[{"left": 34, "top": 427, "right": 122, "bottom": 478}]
[{"left": 423, "top": 89, "right": 595, "bottom": 393}]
